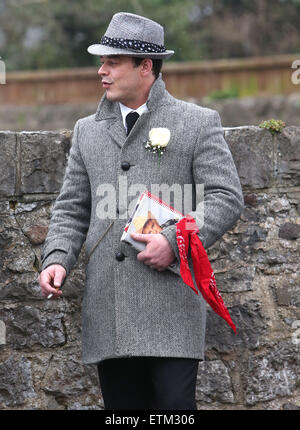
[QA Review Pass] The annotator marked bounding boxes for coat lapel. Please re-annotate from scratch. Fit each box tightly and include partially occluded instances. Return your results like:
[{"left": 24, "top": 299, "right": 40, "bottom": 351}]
[
  {"left": 107, "top": 118, "right": 127, "bottom": 149},
  {"left": 95, "top": 96, "right": 126, "bottom": 149}
]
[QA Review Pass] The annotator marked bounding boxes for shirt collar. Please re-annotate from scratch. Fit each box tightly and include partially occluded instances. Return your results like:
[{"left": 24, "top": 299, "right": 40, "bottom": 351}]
[{"left": 119, "top": 102, "right": 149, "bottom": 131}]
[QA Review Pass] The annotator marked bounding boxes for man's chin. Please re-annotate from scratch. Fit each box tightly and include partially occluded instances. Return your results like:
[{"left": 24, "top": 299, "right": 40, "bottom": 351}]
[{"left": 105, "top": 91, "right": 118, "bottom": 102}]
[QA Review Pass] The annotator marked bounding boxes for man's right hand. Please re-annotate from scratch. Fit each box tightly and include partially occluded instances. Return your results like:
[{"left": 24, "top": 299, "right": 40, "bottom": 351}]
[{"left": 38, "top": 264, "right": 66, "bottom": 299}]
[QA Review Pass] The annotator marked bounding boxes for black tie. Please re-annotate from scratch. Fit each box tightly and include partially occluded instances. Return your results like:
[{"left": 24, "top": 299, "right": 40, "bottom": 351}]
[{"left": 126, "top": 111, "right": 139, "bottom": 136}]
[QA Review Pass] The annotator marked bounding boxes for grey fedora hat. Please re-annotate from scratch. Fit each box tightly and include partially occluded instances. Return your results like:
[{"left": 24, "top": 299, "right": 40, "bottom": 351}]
[{"left": 87, "top": 12, "right": 174, "bottom": 59}]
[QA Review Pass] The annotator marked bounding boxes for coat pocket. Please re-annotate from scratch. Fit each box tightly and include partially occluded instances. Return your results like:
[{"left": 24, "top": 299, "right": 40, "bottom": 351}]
[{"left": 85, "top": 220, "right": 115, "bottom": 262}]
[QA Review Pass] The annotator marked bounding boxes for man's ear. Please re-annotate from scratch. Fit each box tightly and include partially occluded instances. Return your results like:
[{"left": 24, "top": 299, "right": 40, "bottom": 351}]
[{"left": 140, "top": 58, "right": 153, "bottom": 76}]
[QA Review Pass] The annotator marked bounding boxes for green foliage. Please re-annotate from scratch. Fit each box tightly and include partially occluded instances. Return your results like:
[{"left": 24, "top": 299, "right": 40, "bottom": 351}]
[
  {"left": 1, "top": 0, "right": 300, "bottom": 71},
  {"left": 1, "top": 0, "right": 198, "bottom": 71},
  {"left": 207, "top": 86, "right": 239, "bottom": 100},
  {"left": 259, "top": 119, "right": 286, "bottom": 135}
]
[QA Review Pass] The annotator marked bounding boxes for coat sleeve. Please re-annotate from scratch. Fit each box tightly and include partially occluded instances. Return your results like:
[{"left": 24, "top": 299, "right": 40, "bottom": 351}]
[
  {"left": 40, "top": 120, "right": 91, "bottom": 276},
  {"left": 161, "top": 109, "right": 244, "bottom": 263}
]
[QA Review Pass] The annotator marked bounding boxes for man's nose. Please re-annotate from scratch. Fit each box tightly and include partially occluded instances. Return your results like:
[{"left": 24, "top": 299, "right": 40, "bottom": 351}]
[{"left": 98, "top": 64, "right": 107, "bottom": 76}]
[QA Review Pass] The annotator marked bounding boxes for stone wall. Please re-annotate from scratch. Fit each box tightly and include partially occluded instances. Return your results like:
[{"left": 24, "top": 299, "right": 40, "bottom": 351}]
[{"left": 0, "top": 126, "right": 299, "bottom": 410}]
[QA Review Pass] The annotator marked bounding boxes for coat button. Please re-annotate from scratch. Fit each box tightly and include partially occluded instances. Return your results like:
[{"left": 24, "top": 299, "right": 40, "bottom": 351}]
[
  {"left": 115, "top": 251, "right": 125, "bottom": 261},
  {"left": 121, "top": 161, "right": 130, "bottom": 171}
]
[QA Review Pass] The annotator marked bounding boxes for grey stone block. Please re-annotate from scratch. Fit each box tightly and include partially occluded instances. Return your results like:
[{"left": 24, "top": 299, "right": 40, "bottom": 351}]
[
  {"left": 278, "top": 222, "right": 300, "bottom": 240},
  {"left": 206, "top": 300, "right": 267, "bottom": 352},
  {"left": 277, "top": 126, "right": 300, "bottom": 186},
  {"left": 196, "top": 360, "right": 234, "bottom": 404},
  {"left": 225, "top": 126, "right": 273, "bottom": 188},
  {"left": 20, "top": 131, "right": 71, "bottom": 194},
  {"left": 42, "top": 357, "right": 99, "bottom": 398},
  {"left": 0, "top": 355, "right": 36, "bottom": 407},
  {"left": 214, "top": 265, "right": 256, "bottom": 293},
  {"left": 270, "top": 274, "right": 300, "bottom": 308},
  {"left": 0, "top": 304, "right": 66, "bottom": 348},
  {"left": 0, "top": 132, "right": 17, "bottom": 196},
  {"left": 0, "top": 205, "right": 37, "bottom": 300},
  {"left": 245, "top": 341, "right": 299, "bottom": 405}
]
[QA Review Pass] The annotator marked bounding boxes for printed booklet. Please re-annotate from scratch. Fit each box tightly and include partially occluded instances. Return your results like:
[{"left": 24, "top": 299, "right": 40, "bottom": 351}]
[{"left": 121, "top": 191, "right": 183, "bottom": 273}]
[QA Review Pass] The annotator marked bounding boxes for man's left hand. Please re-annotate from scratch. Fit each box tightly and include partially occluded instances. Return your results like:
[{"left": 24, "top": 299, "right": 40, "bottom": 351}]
[{"left": 130, "top": 232, "right": 176, "bottom": 271}]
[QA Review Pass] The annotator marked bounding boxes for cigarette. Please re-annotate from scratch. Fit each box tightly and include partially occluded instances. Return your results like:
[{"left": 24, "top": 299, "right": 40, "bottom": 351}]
[{"left": 47, "top": 287, "right": 60, "bottom": 299}]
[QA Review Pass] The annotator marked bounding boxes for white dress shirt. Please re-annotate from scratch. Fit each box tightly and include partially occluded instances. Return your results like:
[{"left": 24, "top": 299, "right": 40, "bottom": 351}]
[{"left": 119, "top": 102, "right": 149, "bottom": 134}]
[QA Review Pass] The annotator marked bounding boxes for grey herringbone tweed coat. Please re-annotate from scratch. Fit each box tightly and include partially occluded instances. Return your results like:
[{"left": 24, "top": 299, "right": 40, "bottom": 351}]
[{"left": 41, "top": 75, "right": 244, "bottom": 365}]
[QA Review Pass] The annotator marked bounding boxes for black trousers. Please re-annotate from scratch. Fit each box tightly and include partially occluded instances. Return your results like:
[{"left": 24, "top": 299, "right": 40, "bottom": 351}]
[{"left": 97, "top": 356, "right": 199, "bottom": 410}]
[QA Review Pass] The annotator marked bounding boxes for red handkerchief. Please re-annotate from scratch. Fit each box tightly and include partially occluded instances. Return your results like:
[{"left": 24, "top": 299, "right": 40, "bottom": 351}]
[{"left": 176, "top": 215, "right": 237, "bottom": 334}]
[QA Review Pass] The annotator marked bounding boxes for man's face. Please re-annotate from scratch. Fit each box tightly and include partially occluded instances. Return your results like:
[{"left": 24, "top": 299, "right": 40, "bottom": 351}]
[
  {"left": 98, "top": 55, "right": 143, "bottom": 107},
  {"left": 142, "top": 219, "right": 162, "bottom": 235}
]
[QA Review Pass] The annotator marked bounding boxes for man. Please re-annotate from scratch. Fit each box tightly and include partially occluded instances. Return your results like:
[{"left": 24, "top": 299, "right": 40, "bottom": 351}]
[{"left": 38, "top": 12, "right": 244, "bottom": 410}]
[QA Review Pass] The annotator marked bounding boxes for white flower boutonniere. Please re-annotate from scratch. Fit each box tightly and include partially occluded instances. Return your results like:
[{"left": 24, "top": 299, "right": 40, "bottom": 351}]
[{"left": 145, "top": 128, "right": 170, "bottom": 165}]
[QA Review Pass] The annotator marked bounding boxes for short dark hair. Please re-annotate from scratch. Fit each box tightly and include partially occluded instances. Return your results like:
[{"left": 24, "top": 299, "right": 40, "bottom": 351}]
[{"left": 132, "top": 57, "right": 163, "bottom": 79}]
